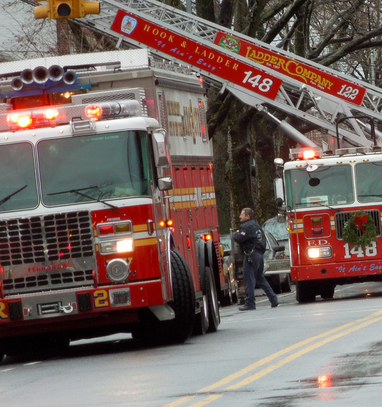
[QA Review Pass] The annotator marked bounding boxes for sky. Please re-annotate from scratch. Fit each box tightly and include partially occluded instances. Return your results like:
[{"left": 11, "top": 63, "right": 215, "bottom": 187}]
[{"left": 0, "top": 2, "right": 55, "bottom": 61}]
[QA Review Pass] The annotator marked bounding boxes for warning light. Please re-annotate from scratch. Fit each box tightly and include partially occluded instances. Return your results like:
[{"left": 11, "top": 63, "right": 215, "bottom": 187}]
[
  {"left": 7, "top": 108, "right": 60, "bottom": 130},
  {"left": 202, "top": 234, "right": 212, "bottom": 241},
  {"left": 303, "top": 150, "right": 316, "bottom": 160},
  {"left": 159, "top": 220, "right": 173, "bottom": 228},
  {"left": 34, "top": 0, "right": 100, "bottom": 20},
  {"left": 85, "top": 105, "right": 102, "bottom": 120},
  {"left": 289, "top": 147, "right": 322, "bottom": 160}
]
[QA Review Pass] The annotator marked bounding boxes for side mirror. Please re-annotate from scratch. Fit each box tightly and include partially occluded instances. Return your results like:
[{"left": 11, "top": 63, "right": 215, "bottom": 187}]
[
  {"left": 153, "top": 132, "right": 169, "bottom": 167},
  {"left": 273, "top": 245, "right": 285, "bottom": 252},
  {"left": 158, "top": 176, "right": 173, "bottom": 191},
  {"left": 274, "top": 178, "right": 284, "bottom": 202}
]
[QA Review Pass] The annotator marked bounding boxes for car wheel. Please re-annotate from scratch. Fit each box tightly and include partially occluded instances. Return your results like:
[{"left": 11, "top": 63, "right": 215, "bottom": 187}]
[{"left": 280, "top": 273, "right": 292, "bottom": 293}]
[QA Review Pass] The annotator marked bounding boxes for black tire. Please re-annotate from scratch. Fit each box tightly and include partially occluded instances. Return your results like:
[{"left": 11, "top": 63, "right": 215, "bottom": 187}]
[
  {"left": 135, "top": 250, "right": 196, "bottom": 345},
  {"left": 193, "top": 294, "right": 209, "bottom": 335},
  {"left": 205, "top": 267, "right": 220, "bottom": 333},
  {"left": 321, "top": 283, "right": 335, "bottom": 299},
  {"left": 296, "top": 281, "right": 316, "bottom": 303},
  {"left": 280, "top": 273, "right": 292, "bottom": 293},
  {"left": 267, "top": 274, "right": 282, "bottom": 295},
  {"left": 165, "top": 250, "right": 196, "bottom": 343},
  {"left": 219, "top": 272, "right": 233, "bottom": 307},
  {"left": 0, "top": 352, "right": 4, "bottom": 364}
]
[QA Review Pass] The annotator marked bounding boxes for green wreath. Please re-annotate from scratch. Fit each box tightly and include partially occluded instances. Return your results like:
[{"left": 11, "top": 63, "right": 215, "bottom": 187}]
[{"left": 342, "top": 210, "right": 377, "bottom": 248}]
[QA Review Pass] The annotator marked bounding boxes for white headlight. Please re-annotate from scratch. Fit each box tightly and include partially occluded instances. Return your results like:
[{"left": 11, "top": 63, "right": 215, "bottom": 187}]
[
  {"left": 307, "top": 246, "right": 332, "bottom": 259},
  {"left": 100, "top": 238, "right": 134, "bottom": 254},
  {"left": 116, "top": 238, "right": 134, "bottom": 253}
]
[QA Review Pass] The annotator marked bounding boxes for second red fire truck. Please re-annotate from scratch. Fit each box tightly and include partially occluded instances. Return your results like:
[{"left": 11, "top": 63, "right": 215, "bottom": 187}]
[{"left": 275, "top": 145, "right": 382, "bottom": 302}]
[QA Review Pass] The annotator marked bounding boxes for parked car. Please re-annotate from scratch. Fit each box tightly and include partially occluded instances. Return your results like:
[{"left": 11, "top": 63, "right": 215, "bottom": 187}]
[
  {"left": 263, "top": 216, "right": 290, "bottom": 256},
  {"left": 263, "top": 230, "right": 291, "bottom": 294},
  {"left": 219, "top": 234, "right": 238, "bottom": 306}
]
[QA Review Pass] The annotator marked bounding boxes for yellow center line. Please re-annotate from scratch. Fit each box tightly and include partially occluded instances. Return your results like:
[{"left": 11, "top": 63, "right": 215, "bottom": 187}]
[
  {"left": 188, "top": 395, "right": 223, "bottom": 407},
  {"left": 162, "top": 309, "right": 382, "bottom": 407},
  {"left": 199, "top": 309, "right": 382, "bottom": 392},
  {"left": 226, "top": 314, "right": 382, "bottom": 390},
  {"left": 163, "top": 396, "right": 196, "bottom": 407}
]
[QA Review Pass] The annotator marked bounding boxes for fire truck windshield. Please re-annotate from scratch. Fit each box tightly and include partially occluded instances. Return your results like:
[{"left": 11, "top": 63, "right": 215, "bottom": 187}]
[
  {"left": 0, "top": 143, "right": 38, "bottom": 213},
  {"left": 285, "top": 165, "right": 353, "bottom": 209},
  {"left": 38, "top": 131, "right": 152, "bottom": 206},
  {"left": 356, "top": 161, "right": 382, "bottom": 202}
]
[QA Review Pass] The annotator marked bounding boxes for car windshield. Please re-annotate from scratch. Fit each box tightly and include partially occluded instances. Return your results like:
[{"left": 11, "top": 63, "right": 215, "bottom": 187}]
[
  {"left": 0, "top": 142, "right": 38, "bottom": 213},
  {"left": 356, "top": 161, "right": 382, "bottom": 202},
  {"left": 263, "top": 217, "right": 289, "bottom": 241},
  {"left": 38, "top": 131, "right": 152, "bottom": 206},
  {"left": 285, "top": 165, "right": 353, "bottom": 209}
]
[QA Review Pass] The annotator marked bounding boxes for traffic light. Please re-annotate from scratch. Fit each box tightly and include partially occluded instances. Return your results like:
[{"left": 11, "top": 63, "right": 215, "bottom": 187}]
[{"left": 34, "top": 0, "right": 100, "bottom": 20}]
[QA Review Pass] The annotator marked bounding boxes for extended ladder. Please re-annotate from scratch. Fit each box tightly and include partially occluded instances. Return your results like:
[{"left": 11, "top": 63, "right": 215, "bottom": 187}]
[{"left": 41, "top": 0, "right": 382, "bottom": 146}]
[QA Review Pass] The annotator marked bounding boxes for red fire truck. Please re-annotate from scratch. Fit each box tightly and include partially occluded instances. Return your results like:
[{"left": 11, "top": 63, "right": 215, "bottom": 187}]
[
  {"left": 0, "top": 49, "right": 227, "bottom": 361},
  {"left": 275, "top": 146, "right": 382, "bottom": 303}
]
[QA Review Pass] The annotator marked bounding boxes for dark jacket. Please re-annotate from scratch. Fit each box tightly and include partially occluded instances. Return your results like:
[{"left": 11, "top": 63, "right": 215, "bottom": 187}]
[{"left": 233, "top": 219, "right": 266, "bottom": 254}]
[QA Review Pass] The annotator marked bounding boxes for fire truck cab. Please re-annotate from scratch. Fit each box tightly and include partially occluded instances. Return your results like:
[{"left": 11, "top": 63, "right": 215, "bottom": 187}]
[{"left": 276, "top": 146, "right": 382, "bottom": 303}]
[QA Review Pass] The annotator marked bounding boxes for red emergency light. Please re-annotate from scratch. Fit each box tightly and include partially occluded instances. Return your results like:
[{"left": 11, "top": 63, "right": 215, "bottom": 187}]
[
  {"left": 302, "top": 149, "right": 316, "bottom": 159},
  {"left": 289, "top": 147, "right": 322, "bottom": 160},
  {"left": 7, "top": 108, "right": 59, "bottom": 130},
  {"left": 84, "top": 100, "right": 141, "bottom": 121}
]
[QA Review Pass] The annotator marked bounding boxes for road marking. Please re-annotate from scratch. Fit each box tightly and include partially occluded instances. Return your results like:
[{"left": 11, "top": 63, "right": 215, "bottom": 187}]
[
  {"left": 226, "top": 313, "right": 382, "bottom": 389},
  {"left": 187, "top": 395, "right": 222, "bottom": 406},
  {"left": 162, "top": 309, "right": 382, "bottom": 406},
  {"left": 163, "top": 396, "right": 196, "bottom": 407},
  {"left": 201, "top": 309, "right": 382, "bottom": 391}
]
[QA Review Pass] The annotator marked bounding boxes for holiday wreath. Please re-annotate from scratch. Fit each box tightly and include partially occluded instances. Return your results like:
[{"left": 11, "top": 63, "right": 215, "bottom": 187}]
[{"left": 342, "top": 210, "right": 377, "bottom": 247}]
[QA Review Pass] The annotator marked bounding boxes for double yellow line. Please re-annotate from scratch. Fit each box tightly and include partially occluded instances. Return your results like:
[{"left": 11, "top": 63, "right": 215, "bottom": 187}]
[{"left": 163, "top": 309, "right": 382, "bottom": 407}]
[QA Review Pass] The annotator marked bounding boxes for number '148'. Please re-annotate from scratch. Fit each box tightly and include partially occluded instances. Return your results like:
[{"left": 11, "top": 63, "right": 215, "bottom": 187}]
[{"left": 344, "top": 241, "right": 377, "bottom": 258}]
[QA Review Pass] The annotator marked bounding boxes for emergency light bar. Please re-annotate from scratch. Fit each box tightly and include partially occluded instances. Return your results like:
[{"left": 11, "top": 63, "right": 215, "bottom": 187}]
[
  {"left": 7, "top": 108, "right": 60, "bottom": 130},
  {"left": 289, "top": 147, "right": 322, "bottom": 160},
  {"left": 85, "top": 100, "right": 141, "bottom": 120}
]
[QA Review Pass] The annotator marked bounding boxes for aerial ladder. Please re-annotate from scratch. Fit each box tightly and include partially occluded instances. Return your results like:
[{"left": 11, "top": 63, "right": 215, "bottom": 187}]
[{"left": 42, "top": 0, "right": 382, "bottom": 149}]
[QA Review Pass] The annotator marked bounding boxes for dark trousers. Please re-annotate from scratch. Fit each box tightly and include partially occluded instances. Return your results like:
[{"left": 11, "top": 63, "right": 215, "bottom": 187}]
[{"left": 243, "top": 250, "right": 278, "bottom": 308}]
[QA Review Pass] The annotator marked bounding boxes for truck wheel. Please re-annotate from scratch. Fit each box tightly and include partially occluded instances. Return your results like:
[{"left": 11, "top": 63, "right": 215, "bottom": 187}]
[
  {"left": 193, "top": 293, "right": 209, "bottom": 335},
  {"left": 280, "top": 273, "right": 292, "bottom": 293},
  {"left": 0, "top": 352, "right": 4, "bottom": 364},
  {"left": 296, "top": 281, "right": 316, "bottom": 303},
  {"left": 321, "top": 283, "right": 335, "bottom": 299},
  {"left": 166, "top": 250, "right": 196, "bottom": 343},
  {"left": 219, "top": 273, "right": 233, "bottom": 307},
  {"left": 205, "top": 267, "right": 220, "bottom": 333},
  {"left": 134, "top": 250, "right": 195, "bottom": 345}
]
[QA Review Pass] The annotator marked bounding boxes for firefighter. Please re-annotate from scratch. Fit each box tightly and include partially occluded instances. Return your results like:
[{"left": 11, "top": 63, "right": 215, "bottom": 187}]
[{"left": 234, "top": 208, "right": 279, "bottom": 310}]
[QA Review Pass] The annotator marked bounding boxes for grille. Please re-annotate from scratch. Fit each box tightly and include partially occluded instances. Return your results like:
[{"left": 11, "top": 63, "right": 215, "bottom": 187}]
[
  {"left": 3, "top": 269, "right": 94, "bottom": 292},
  {"left": 335, "top": 209, "right": 381, "bottom": 239},
  {"left": 0, "top": 211, "right": 96, "bottom": 294},
  {"left": 0, "top": 211, "right": 93, "bottom": 266}
]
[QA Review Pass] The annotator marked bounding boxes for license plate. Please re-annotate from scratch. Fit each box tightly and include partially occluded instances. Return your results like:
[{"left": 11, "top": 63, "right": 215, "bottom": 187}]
[{"left": 109, "top": 288, "right": 131, "bottom": 307}]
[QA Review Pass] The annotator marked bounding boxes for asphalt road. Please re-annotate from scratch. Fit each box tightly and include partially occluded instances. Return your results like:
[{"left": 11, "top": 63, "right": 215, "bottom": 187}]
[{"left": 2, "top": 282, "right": 382, "bottom": 407}]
